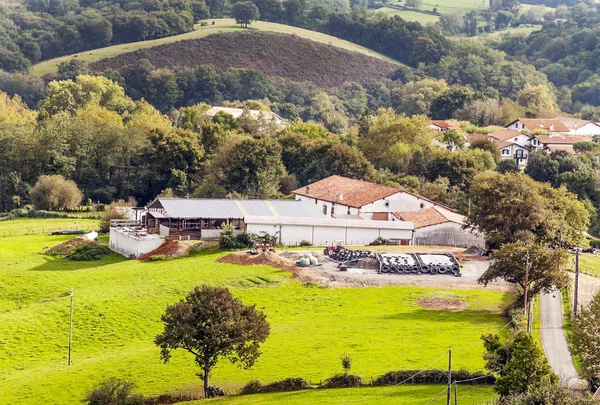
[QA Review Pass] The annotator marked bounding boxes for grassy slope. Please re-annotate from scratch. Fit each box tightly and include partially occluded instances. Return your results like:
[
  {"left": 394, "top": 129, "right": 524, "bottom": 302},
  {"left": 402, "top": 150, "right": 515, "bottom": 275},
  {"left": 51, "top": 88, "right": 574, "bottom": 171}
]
[
  {"left": 0, "top": 218, "right": 511, "bottom": 404},
  {"left": 29, "top": 19, "right": 400, "bottom": 77},
  {"left": 200, "top": 385, "right": 496, "bottom": 404},
  {"left": 573, "top": 252, "right": 600, "bottom": 277},
  {"left": 375, "top": 7, "right": 440, "bottom": 23},
  {"left": 381, "top": 0, "right": 485, "bottom": 16}
]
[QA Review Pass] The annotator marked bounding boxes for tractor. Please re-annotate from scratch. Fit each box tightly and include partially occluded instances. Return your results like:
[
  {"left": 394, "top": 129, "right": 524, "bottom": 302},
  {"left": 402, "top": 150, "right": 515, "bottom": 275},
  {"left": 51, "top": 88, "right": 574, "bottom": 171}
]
[{"left": 323, "top": 241, "right": 345, "bottom": 256}]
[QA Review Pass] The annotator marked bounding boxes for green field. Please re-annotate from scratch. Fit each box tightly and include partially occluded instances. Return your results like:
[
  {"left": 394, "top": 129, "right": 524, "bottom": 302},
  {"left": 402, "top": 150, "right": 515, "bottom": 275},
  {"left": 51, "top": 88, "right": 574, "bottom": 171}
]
[
  {"left": 382, "top": 0, "right": 486, "bottom": 15},
  {"left": 202, "top": 385, "right": 496, "bottom": 404},
  {"left": 375, "top": 7, "right": 440, "bottom": 23},
  {"left": 29, "top": 19, "right": 400, "bottom": 77},
  {"left": 573, "top": 252, "right": 600, "bottom": 277},
  {"left": 0, "top": 218, "right": 511, "bottom": 404}
]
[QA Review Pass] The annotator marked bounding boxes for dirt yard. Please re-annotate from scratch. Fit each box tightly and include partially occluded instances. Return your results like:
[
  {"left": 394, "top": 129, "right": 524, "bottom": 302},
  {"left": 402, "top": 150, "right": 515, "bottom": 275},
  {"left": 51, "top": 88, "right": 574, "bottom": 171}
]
[{"left": 220, "top": 249, "right": 514, "bottom": 292}]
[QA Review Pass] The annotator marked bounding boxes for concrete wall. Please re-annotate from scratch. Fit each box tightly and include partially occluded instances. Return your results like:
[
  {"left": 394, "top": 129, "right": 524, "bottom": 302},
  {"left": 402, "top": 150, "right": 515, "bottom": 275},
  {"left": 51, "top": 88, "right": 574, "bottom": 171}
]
[
  {"left": 295, "top": 196, "right": 360, "bottom": 217},
  {"left": 109, "top": 228, "right": 165, "bottom": 259},
  {"left": 413, "top": 223, "right": 485, "bottom": 248}
]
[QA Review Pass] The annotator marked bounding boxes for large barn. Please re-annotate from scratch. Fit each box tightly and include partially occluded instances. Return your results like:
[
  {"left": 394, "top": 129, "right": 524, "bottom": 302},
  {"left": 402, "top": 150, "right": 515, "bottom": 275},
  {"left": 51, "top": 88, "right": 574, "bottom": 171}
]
[{"left": 142, "top": 198, "right": 414, "bottom": 246}]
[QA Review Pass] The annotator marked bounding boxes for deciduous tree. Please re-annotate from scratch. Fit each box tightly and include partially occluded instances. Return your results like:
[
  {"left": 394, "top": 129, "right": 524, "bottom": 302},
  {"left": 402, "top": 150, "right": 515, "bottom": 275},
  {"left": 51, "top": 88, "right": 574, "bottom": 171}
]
[{"left": 155, "top": 286, "right": 270, "bottom": 398}]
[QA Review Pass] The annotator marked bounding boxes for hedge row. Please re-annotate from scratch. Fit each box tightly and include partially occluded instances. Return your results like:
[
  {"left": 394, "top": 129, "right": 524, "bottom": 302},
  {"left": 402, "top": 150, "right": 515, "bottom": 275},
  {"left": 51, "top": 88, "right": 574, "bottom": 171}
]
[{"left": 374, "top": 369, "right": 495, "bottom": 386}]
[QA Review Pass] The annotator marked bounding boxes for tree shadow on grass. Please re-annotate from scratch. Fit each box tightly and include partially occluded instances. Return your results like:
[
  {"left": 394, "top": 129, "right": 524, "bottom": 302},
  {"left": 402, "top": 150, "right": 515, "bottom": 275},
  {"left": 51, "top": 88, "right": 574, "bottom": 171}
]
[
  {"left": 30, "top": 253, "right": 127, "bottom": 272},
  {"left": 382, "top": 309, "right": 506, "bottom": 325}
]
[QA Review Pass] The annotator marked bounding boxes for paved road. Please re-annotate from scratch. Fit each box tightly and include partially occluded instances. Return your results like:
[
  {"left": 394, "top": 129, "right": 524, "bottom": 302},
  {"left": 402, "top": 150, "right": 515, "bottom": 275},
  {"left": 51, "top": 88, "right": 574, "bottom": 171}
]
[{"left": 539, "top": 292, "right": 581, "bottom": 388}]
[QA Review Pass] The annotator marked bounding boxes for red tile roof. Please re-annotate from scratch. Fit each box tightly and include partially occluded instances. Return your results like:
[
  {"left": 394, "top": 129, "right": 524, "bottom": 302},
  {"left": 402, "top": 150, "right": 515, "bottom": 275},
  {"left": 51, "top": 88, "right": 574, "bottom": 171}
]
[
  {"left": 292, "top": 176, "right": 401, "bottom": 208},
  {"left": 555, "top": 116, "right": 594, "bottom": 130},
  {"left": 536, "top": 135, "right": 593, "bottom": 145},
  {"left": 544, "top": 144, "right": 576, "bottom": 153},
  {"left": 393, "top": 207, "right": 465, "bottom": 229},
  {"left": 489, "top": 129, "right": 523, "bottom": 141},
  {"left": 516, "top": 118, "right": 570, "bottom": 133},
  {"left": 431, "top": 120, "right": 451, "bottom": 129}
]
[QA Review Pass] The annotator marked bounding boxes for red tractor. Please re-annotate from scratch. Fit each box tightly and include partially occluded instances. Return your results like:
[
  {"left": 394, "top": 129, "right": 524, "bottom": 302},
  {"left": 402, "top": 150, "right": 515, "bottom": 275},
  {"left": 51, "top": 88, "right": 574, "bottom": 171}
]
[{"left": 323, "top": 241, "right": 345, "bottom": 256}]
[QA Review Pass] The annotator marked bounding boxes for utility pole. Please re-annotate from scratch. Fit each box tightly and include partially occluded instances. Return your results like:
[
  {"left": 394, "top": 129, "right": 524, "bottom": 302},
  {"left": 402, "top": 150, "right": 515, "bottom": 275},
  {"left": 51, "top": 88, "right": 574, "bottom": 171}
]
[
  {"left": 446, "top": 349, "right": 452, "bottom": 405},
  {"left": 68, "top": 289, "right": 74, "bottom": 366},
  {"left": 524, "top": 251, "right": 532, "bottom": 334},
  {"left": 574, "top": 250, "right": 580, "bottom": 318}
]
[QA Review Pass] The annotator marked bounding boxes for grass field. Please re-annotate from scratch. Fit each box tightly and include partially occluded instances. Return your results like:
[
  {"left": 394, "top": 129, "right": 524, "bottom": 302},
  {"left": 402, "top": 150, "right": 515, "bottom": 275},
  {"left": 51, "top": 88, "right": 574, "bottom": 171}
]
[
  {"left": 573, "top": 252, "right": 600, "bottom": 277},
  {"left": 201, "top": 385, "right": 496, "bottom": 404},
  {"left": 0, "top": 218, "right": 511, "bottom": 404},
  {"left": 375, "top": 7, "right": 440, "bottom": 23},
  {"left": 382, "top": 0, "right": 486, "bottom": 15},
  {"left": 29, "top": 19, "right": 400, "bottom": 77}
]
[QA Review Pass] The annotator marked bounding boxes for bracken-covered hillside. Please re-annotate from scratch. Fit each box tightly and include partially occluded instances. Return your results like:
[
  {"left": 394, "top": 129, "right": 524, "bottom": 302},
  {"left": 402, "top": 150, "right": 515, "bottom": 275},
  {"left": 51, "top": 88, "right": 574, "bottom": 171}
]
[{"left": 91, "top": 31, "right": 399, "bottom": 88}]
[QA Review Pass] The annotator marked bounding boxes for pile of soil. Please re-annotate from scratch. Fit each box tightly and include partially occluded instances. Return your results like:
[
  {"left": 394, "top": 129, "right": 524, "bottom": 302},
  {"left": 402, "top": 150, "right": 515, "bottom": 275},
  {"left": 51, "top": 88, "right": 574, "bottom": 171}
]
[
  {"left": 217, "top": 252, "right": 299, "bottom": 274},
  {"left": 139, "top": 241, "right": 190, "bottom": 261},
  {"left": 417, "top": 297, "right": 467, "bottom": 312},
  {"left": 46, "top": 237, "right": 91, "bottom": 255}
]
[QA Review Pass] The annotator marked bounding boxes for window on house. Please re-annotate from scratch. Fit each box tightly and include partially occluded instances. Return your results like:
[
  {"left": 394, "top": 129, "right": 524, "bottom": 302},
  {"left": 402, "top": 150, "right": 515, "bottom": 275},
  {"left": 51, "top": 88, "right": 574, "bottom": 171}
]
[
  {"left": 331, "top": 206, "right": 335, "bottom": 216},
  {"left": 347, "top": 208, "right": 351, "bottom": 215},
  {"left": 315, "top": 199, "right": 317, "bottom": 204},
  {"left": 385, "top": 201, "right": 390, "bottom": 207},
  {"left": 323, "top": 205, "right": 327, "bottom": 215},
  {"left": 419, "top": 203, "right": 425, "bottom": 209},
  {"left": 514, "top": 138, "right": 518, "bottom": 141}
]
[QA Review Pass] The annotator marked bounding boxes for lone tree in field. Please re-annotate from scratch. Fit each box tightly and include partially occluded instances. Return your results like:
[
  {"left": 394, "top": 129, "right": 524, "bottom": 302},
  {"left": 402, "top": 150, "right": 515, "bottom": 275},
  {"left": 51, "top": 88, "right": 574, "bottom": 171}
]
[
  {"left": 30, "top": 174, "right": 83, "bottom": 211},
  {"left": 155, "top": 286, "right": 270, "bottom": 398},
  {"left": 232, "top": 1, "right": 259, "bottom": 28}
]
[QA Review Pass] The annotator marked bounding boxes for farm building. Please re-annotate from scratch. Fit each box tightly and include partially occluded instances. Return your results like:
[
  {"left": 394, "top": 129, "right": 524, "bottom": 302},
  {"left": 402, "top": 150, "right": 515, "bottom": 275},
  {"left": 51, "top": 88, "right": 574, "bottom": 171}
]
[
  {"left": 394, "top": 207, "right": 484, "bottom": 247},
  {"left": 293, "top": 175, "right": 452, "bottom": 219},
  {"left": 292, "top": 175, "right": 483, "bottom": 247},
  {"left": 108, "top": 198, "right": 416, "bottom": 258},
  {"left": 205, "top": 106, "right": 287, "bottom": 127}
]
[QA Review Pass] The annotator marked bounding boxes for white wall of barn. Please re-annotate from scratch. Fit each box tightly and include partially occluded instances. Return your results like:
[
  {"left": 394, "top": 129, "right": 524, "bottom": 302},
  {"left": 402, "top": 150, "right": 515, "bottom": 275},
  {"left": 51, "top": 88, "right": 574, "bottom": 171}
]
[
  {"left": 109, "top": 228, "right": 164, "bottom": 258},
  {"left": 245, "top": 223, "right": 413, "bottom": 246},
  {"left": 413, "top": 223, "right": 485, "bottom": 248}
]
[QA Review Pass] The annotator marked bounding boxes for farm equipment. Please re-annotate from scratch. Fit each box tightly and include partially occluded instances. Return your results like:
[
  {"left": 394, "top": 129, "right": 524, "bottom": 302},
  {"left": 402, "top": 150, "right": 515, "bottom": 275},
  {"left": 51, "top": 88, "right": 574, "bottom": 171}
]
[
  {"left": 323, "top": 241, "right": 346, "bottom": 256},
  {"left": 256, "top": 243, "right": 275, "bottom": 252}
]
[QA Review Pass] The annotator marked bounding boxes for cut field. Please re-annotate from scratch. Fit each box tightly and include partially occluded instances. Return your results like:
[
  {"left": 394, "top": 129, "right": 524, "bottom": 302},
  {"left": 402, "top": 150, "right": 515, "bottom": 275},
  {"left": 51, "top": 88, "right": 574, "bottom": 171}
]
[
  {"left": 0, "top": 218, "right": 511, "bottom": 404},
  {"left": 29, "top": 19, "right": 400, "bottom": 77},
  {"left": 381, "top": 0, "right": 486, "bottom": 15}
]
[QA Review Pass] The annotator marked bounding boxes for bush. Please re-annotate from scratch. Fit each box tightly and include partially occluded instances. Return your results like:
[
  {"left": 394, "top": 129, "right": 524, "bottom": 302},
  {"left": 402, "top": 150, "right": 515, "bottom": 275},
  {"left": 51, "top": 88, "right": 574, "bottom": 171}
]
[
  {"left": 147, "top": 255, "right": 168, "bottom": 262},
  {"left": 322, "top": 374, "right": 363, "bottom": 388},
  {"left": 299, "top": 240, "right": 312, "bottom": 246},
  {"left": 205, "top": 386, "right": 225, "bottom": 398},
  {"left": 86, "top": 378, "right": 144, "bottom": 405},
  {"left": 99, "top": 204, "right": 130, "bottom": 233},
  {"left": 369, "top": 236, "right": 387, "bottom": 246},
  {"left": 373, "top": 369, "right": 495, "bottom": 386},
  {"left": 240, "top": 378, "right": 310, "bottom": 395},
  {"left": 590, "top": 240, "right": 600, "bottom": 249},
  {"left": 6, "top": 206, "right": 70, "bottom": 219},
  {"left": 66, "top": 244, "right": 112, "bottom": 261},
  {"left": 235, "top": 232, "right": 256, "bottom": 248},
  {"left": 30, "top": 174, "right": 83, "bottom": 211}
]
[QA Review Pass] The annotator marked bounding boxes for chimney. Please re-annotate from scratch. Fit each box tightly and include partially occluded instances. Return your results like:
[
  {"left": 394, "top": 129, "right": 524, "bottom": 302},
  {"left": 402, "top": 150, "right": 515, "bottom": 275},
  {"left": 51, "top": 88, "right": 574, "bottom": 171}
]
[
  {"left": 549, "top": 124, "right": 554, "bottom": 132},
  {"left": 306, "top": 186, "right": 310, "bottom": 194},
  {"left": 339, "top": 193, "right": 343, "bottom": 202}
]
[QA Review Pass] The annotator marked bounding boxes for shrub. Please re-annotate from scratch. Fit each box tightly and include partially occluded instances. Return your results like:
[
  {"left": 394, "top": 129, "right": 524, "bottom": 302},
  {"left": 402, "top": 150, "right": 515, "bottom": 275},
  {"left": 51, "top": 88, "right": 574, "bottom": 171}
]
[
  {"left": 369, "top": 236, "right": 387, "bottom": 246},
  {"left": 6, "top": 206, "right": 69, "bottom": 219},
  {"left": 299, "top": 240, "right": 312, "bottom": 247},
  {"left": 66, "top": 244, "right": 112, "bottom": 261},
  {"left": 322, "top": 374, "right": 363, "bottom": 388},
  {"left": 99, "top": 204, "right": 130, "bottom": 233},
  {"left": 373, "top": 369, "right": 495, "bottom": 386},
  {"left": 86, "top": 378, "right": 144, "bottom": 405},
  {"left": 340, "top": 354, "right": 352, "bottom": 374},
  {"left": 590, "top": 240, "right": 600, "bottom": 249},
  {"left": 205, "top": 386, "right": 225, "bottom": 398},
  {"left": 240, "top": 378, "right": 310, "bottom": 395},
  {"left": 240, "top": 380, "right": 264, "bottom": 395},
  {"left": 30, "top": 174, "right": 83, "bottom": 211},
  {"left": 235, "top": 232, "right": 256, "bottom": 248}
]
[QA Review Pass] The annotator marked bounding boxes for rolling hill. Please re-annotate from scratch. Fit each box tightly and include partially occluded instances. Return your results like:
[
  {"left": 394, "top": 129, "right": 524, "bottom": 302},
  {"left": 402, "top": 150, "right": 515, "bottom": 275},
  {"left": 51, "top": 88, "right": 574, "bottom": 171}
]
[
  {"left": 29, "top": 19, "right": 401, "bottom": 77},
  {"left": 89, "top": 31, "right": 400, "bottom": 89}
]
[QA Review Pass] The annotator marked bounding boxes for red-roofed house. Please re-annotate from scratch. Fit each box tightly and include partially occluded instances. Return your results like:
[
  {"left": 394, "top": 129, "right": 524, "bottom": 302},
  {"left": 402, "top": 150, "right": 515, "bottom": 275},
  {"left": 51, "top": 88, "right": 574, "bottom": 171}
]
[
  {"left": 428, "top": 120, "right": 461, "bottom": 132},
  {"left": 293, "top": 176, "right": 485, "bottom": 246},
  {"left": 507, "top": 118, "right": 570, "bottom": 133}
]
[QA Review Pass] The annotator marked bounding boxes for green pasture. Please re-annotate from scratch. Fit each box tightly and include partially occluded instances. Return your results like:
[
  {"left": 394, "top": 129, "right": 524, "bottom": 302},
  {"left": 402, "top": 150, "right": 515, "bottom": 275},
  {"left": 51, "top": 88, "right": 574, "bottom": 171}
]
[
  {"left": 573, "top": 252, "right": 600, "bottom": 277},
  {"left": 375, "top": 7, "right": 440, "bottom": 23},
  {"left": 0, "top": 218, "right": 511, "bottom": 404},
  {"left": 202, "top": 385, "right": 496, "bottom": 404},
  {"left": 383, "top": 0, "right": 487, "bottom": 15},
  {"left": 29, "top": 19, "right": 400, "bottom": 77}
]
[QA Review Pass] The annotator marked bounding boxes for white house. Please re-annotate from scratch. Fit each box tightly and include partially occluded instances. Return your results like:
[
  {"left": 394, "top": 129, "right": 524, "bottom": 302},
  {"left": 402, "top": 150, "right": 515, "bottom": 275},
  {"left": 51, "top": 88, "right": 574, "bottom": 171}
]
[
  {"left": 292, "top": 175, "right": 445, "bottom": 220},
  {"left": 507, "top": 118, "right": 570, "bottom": 134},
  {"left": 535, "top": 135, "right": 593, "bottom": 154},
  {"left": 205, "top": 106, "right": 287, "bottom": 127},
  {"left": 428, "top": 120, "right": 459, "bottom": 132},
  {"left": 293, "top": 176, "right": 483, "bottom": 247},
  {"left": 555, "top": 116, "right": 600, "bottom": 135},
  {"left": 496, "top": 140, "right": 530, "bottom": 167}
]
